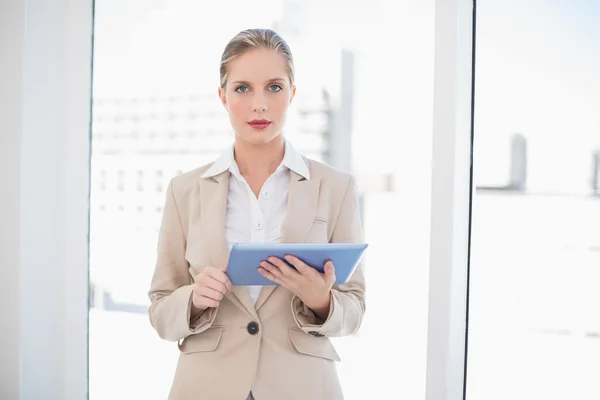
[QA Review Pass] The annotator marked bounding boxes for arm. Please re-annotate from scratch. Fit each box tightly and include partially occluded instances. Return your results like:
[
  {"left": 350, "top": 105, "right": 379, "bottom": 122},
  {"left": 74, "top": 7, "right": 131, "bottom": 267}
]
[
  {"left": 292, "top": 176, "right": 367, "bottom": 337},
  {"left": 147, "top": 179, "right": 217, "bottom": 342}
]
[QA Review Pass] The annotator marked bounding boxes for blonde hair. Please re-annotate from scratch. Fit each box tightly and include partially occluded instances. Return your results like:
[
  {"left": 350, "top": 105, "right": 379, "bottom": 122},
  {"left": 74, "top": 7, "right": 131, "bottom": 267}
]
[{"left": 219, "top": 28, "right": 295, "bottom": 88}]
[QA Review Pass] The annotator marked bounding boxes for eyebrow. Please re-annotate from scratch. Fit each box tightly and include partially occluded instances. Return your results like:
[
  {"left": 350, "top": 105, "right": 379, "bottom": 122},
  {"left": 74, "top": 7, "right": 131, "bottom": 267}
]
[{"left": 230, "top": 78, "right": 287, "bottom": 86}]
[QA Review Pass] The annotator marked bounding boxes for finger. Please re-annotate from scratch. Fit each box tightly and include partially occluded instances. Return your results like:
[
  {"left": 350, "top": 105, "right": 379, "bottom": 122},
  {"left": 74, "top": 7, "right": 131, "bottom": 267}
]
[
  {"left": 284, "top": 255, "right": 315, "bottom": 276},
  {"left": 323, "top": 261, "right": 336, "bottom": 286},
  {"left": 260, "top": 260, "right": 294, "bottom": 283},
  {"left": 196, "top": 285, "right": 225, "bottom": 301},
  {"left": 260, "top": 261, "right": 283, "bottom": 280},
  {"left": 193, "top": 293, "right": 219, "bottom": 308},
  {"left": 204, "top": 276, "right": 229, "bottom": 295},
  {"left": 267, "top": 257, "right": 301, "bottom": 278},
  {"left": 207, "top": 268, "right": 233, "bottom": 291},
  {"left": 258, "top": 266, "right": 282, "bottom": 285}
]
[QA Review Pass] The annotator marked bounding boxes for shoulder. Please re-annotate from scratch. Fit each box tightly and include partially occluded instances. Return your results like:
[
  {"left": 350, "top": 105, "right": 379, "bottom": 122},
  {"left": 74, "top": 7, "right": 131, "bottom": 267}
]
[
  {"left": 167, "top": 162, "right": 214, "bottom": 196},
  {"left": 304, "top": 157, "right": 357, "bottom": 195}
]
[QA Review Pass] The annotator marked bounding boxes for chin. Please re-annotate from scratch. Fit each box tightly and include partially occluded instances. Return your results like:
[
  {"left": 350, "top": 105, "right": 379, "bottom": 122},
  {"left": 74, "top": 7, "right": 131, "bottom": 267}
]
[{"left": 238, "top": 130, "right": 282, "bottom": 146}]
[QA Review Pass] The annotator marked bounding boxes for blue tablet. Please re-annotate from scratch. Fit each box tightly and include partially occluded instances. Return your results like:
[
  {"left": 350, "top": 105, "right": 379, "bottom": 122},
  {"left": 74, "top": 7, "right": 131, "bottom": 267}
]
[{"left": 226, "top": 243, "right": 368, "bottom": 286}]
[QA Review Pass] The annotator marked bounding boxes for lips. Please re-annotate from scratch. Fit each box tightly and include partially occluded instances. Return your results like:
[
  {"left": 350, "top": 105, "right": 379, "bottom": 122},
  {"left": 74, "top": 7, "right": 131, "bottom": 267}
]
[{"left": 248, "top": 120, "right": 271, "bottom": 130}]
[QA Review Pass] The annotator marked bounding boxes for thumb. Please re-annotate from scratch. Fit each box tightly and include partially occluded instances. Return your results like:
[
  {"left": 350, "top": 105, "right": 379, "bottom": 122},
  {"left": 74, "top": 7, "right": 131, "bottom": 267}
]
[
  {"left": 324, "top": 261, "right": 336, "bottom": 286},
  {"left": 218, "top": 261, "right": 228, "bottom": 273},
  {"left": 219, "top": 264, "right": 232, "bottom": 291}
]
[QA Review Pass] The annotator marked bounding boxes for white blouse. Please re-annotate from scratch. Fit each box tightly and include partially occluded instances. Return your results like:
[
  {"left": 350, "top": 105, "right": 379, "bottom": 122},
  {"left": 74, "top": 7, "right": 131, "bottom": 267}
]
[{"left": 201, "top": 140, "right": 311, "bottom": 305}]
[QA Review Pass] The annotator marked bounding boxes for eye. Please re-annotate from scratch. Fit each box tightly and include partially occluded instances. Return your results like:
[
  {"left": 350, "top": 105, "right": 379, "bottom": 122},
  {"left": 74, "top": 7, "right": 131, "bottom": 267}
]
[
  {"left": 268, "top": 84, "right": 282, "bottom": 92},
  {"left": 235, "top": 86, "right": 249, "bottom": 93}
]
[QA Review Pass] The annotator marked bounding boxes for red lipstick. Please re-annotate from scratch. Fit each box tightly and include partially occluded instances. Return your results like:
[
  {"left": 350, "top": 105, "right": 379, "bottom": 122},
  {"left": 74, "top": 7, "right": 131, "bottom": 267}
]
[{"left": 248, "top": 119, "right": 271, "bottom": 130}]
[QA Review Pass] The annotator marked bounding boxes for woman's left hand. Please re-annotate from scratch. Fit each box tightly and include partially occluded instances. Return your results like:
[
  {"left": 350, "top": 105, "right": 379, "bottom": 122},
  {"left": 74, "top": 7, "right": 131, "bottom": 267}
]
[{"left": 258, "top": 255, "right": 335, "bottom": 320}]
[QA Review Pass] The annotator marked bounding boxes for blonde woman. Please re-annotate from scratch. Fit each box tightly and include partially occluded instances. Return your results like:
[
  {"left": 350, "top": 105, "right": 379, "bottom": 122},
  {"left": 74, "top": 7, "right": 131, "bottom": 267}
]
[{"left": 148, "top": 28, "right": 366, "bottom": 400}]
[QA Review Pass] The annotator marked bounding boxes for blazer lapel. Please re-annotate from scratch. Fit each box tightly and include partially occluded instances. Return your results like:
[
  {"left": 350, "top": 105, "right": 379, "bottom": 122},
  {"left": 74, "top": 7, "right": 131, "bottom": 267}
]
[
  {"left": 200, "top": 172, "right": 258, "bottom": 319},
  {"left": 255, "top": 170, "right": 322, "bottom": 310},
  {"left": 280, "top": 171, "right": 321, "bottom": 244}
]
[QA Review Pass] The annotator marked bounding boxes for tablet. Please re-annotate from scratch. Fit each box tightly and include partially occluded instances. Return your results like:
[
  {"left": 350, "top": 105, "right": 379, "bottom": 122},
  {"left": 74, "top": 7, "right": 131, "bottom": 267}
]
[{"left": 226, "top": 243, "right": 368, "bottom": 286}]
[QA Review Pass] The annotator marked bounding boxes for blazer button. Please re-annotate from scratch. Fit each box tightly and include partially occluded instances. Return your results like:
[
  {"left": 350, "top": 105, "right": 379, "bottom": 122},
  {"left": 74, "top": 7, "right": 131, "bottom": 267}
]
[
  {"left": 309, "top": 331, "right": 322, "bottom": 337},
  {"left": 247, "top": 321, "right": 259, "bottom": 335}
]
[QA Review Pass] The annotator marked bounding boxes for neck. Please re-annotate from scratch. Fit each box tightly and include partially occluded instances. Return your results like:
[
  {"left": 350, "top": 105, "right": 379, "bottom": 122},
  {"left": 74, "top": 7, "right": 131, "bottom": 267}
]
[{"left": 234, "top": 135, "right": 285, "bottom": 177}]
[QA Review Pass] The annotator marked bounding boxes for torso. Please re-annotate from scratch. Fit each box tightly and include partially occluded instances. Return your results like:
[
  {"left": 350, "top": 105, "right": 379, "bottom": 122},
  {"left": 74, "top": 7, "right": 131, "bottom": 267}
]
[
  {"left": 244, "top": 174, "right": 270, "bottom": 198},
  {"left": 225, "top": 163, "right": 291, "bottom": 305}
]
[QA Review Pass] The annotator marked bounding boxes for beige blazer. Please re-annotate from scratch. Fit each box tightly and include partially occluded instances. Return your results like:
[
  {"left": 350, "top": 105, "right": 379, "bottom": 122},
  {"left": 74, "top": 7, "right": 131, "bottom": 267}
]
[{"left": 148, "top": 157, "right": 366, "bottom": 400}]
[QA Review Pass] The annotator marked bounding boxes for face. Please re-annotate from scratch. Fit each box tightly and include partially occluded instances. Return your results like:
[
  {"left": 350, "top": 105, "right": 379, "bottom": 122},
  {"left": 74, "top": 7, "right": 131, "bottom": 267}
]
[{"left": 218, "top": 48, "right": 296, "bottom": 146}]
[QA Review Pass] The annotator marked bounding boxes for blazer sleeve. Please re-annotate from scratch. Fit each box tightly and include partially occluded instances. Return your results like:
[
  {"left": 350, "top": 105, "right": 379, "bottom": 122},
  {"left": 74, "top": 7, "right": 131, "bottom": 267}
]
[
  {"left": 291, "top": 176, "right": 367, "bottom": 337},
  {"left": 147, "top": 178, "right": 217, "bottom": 342}
]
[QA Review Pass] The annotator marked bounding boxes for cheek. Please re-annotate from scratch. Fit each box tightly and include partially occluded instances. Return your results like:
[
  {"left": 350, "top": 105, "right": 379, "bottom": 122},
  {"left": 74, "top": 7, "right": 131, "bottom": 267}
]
[
  {"left": 271, "top": 99, "right": 290, "bottom": 120},
  {"left": 226, "top": 97, "right": 246, "bottom": 120}
]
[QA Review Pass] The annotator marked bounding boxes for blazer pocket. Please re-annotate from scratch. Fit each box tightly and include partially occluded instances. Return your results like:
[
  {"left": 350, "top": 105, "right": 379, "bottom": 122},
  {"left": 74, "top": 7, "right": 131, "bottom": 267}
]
[
  {"left": 178, "top": 326, "right": 224, "bottom": 354},
  {"left": 307, "top": 218, "right": 330, "bottom": 243},
  {"left": 314, "top": 216, "right": 329, "bottom": 224},
  {"left": 288, "top": 328, "right": 341, "bottom": 362}
]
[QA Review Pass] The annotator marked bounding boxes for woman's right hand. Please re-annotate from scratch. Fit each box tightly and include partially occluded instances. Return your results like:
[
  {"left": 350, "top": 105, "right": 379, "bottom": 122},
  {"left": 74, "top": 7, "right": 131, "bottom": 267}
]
[{"left": 192, "top": 267, "right": 233, "bottom": 311}]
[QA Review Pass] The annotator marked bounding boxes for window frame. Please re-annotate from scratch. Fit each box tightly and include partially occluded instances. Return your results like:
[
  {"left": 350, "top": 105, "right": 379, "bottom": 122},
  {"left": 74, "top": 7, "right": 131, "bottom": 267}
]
[{"left": 425, "top": 0, "right": 475, "bottom": 399}]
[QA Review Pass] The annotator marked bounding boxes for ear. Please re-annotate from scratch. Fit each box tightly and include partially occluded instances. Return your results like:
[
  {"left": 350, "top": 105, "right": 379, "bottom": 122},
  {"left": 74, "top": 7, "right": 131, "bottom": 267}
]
[
  {"left": 218, "top": 86, "right": 228, "bottom": 109},
  {"left": 289, "top": 85, "right": 297, "bottom": 104}
]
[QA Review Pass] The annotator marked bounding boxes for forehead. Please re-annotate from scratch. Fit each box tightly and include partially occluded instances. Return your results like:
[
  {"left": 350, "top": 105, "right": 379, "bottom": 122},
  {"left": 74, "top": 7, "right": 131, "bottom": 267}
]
[{"left": 227, "top": 48, "right": 289, "bottom": 83}]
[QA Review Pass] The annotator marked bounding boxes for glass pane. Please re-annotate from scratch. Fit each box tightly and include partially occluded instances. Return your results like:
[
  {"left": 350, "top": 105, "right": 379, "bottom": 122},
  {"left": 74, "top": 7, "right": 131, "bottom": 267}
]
[
  {"left": 89, "top": 1, "right": 436, "bottom": 398},
  {"left": 467, "top": 1, "right": 600, "bottom": 399}
]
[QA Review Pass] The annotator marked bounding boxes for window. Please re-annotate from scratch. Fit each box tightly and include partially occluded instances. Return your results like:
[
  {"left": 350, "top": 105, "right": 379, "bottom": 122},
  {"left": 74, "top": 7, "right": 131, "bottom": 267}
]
[
  {"left": 155, "top": 170, "right": 163, "bottom": 192},
  {"left": 466, "top": 1, "right": 600, "bottom": 399},
  {"left": 88, "top": 0, "right": 445, "bottom": 398},
  {"left": 136, "top": 170, "right": 144, "bottom": 191},
  {"left": 117, "top": 170, "right": 124, "bottom": 191},
  {"left": 99, "top": 170, "right": 107, "bottom": 191}
]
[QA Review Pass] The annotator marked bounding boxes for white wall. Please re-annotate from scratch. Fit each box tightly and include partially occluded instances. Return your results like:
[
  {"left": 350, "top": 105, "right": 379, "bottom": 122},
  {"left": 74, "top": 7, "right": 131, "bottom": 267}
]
[
  {"left": 0, "top": 1, "right": 25, "bottom": 395},
  {"left": 0, "top": 0, "right": 92, "bottom": 398}
]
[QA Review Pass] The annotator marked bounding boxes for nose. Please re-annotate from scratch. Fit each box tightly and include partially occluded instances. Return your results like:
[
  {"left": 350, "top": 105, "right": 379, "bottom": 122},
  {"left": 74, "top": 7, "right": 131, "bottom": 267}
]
[{"left": 251, "top": 93, "right": 267, "bottom": 112}]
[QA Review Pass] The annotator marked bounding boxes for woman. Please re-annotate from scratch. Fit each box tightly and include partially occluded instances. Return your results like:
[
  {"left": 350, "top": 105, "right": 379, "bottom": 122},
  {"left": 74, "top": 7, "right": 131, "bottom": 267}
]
[{"left": 148, "top": 28, "right": 366, "bottom": 400}]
